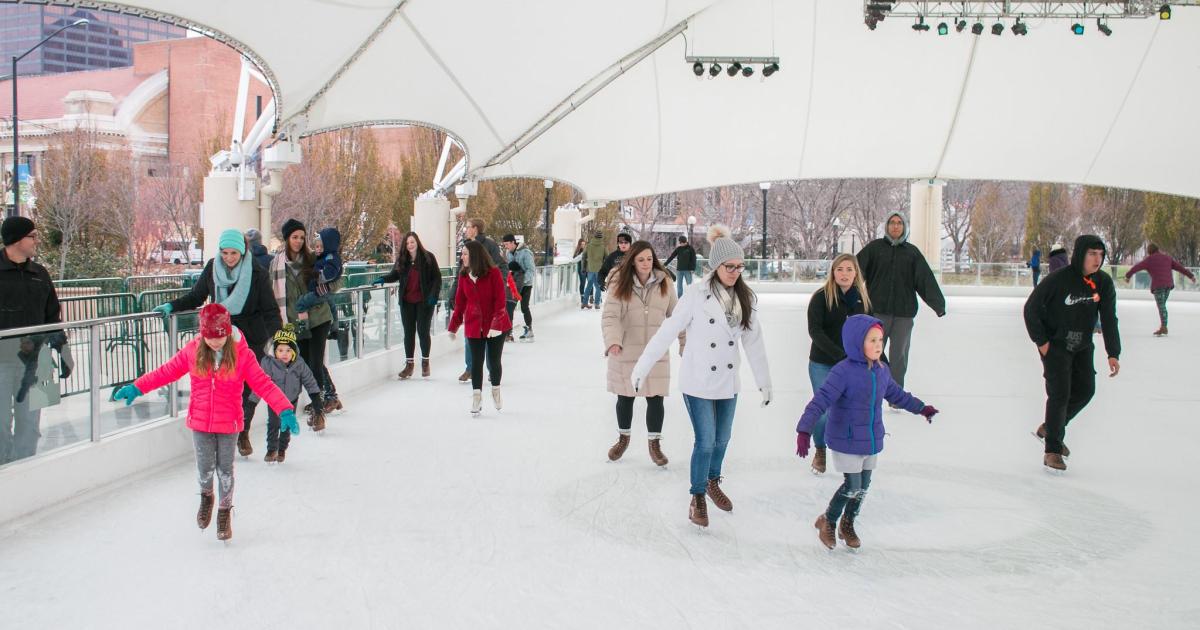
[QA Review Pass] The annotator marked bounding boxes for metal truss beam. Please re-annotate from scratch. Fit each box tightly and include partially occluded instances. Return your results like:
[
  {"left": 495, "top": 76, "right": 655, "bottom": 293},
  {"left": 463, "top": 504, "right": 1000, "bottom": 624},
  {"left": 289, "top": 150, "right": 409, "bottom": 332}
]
[{"left": 864, "top": 2, "right": 1180, "bottom": 19}]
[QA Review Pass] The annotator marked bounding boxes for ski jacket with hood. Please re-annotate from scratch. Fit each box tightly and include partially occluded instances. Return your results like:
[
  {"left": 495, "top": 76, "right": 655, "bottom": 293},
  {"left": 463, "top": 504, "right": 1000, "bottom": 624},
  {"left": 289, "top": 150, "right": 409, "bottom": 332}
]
[
  {"left": 665, "top": 244, "right": 698, "bottom": 272},
  {"left": 135, "top": 327, "right": 291, "bottom": 434},
  {"left": 1047, "top": 249, "right": 1069, "bottom": 274},
  {"left": 251, "top": 353, "right": 322, "bottom": 405},
  {"left": 856, "top": 212, "right": 946, "bottom": 318},
  {"left": 311, "top": 227, "right": 343, "bottom": 290},
  {"left": 796, "top": 315, "right": 926, "bottom": 456},
  {"left": 1023, "top": 235, "right": 1121, "bottom": 358},
  {"left": 1125, "top": 252, "right": 1195, "bottom": 292}
]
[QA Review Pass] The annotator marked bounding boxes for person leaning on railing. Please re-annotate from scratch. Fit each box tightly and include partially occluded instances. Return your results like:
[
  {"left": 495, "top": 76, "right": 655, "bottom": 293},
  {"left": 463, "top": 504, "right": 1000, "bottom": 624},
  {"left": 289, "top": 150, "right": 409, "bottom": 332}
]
[{"left": 0, "top": 216, "right": 72, "bottom": 465}]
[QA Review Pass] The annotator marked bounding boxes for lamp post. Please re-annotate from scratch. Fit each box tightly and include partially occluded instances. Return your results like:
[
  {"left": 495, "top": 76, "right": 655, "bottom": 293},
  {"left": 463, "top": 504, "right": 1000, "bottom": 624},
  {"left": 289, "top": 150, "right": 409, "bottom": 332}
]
[
  {"left": 543, "top": 179, "right": 554, "bottom": 264},
  {"left": 10, "top": 18, "right": 89, "bottom": 218},
  {"left": 758, "top": 182, "right": 771, "bottom": 259}
]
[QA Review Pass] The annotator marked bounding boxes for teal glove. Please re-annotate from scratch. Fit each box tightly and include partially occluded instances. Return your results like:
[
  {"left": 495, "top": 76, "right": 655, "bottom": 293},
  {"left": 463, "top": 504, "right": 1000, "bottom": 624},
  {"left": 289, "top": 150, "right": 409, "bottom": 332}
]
[
  {"left": 152, "top": 303, "right": 173, "bottom": 322},
  {"left": 280, "top": 409, "right": 300, "bottom": 435},
  {"left": 114, "top": 384, "right": 143, "bottom": 406}
]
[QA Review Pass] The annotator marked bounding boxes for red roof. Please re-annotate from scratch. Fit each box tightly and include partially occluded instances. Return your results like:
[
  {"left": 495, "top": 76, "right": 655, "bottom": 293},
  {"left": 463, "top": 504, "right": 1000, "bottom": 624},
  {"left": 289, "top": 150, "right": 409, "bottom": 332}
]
[{"left": 0, "top": 67, "right": 148, "bottom": 120}]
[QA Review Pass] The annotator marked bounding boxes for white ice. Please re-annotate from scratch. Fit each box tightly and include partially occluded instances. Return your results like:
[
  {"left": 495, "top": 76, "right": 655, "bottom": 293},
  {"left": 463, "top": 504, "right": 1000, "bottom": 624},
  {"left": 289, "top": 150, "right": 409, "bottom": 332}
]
[{"left": 1, "top": 294, "right": 1196, "bottom": 629}]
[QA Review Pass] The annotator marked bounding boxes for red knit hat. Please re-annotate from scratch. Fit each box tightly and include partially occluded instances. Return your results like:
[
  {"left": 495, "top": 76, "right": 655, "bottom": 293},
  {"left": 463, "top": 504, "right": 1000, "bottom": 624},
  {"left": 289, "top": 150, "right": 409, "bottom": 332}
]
[{"left": 199, "top": 304, "right": 232, "bottom": 339}]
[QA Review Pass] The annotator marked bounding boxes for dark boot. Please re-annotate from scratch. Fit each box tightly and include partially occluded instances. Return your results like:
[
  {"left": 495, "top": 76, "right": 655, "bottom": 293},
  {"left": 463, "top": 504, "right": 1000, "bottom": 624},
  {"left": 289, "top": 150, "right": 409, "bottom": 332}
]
[
  {"left": 398, "top": 360, "right": 415, "bottom": 380},
  {"left": 421, "top": 359, "right": 431, "bottom": 377},
  {"left": 814, "top": 514, "right": 836, "bottom": 550},
  {"left": 264, "top": 450, "right": 277, "bottom": 463},
  {"left": 311, "top": 410, "right": 326, "bottom": 432},
  {"left": 607, "top": 433, "right": 630, "bottom": 461},
  {"left": 276, "top": 449, "right": 286, "bottom": 463},
  {"left": 216, "top": 507, "right": 232, "bottom": 541},
  {"left": 689, "top": 493, "right": 709, "bottom": 527},
  {"left": 812, "top": 447, "right": 827, "bottom": 474},
  {"left": 1044, "top": 452, "right": 1067, "bottom": 471},
  {"left": 323, "top": 397, "right": 343, "bottom": 413},
  {"left": 838, "top": 514, "right": 861, "bottom": 549},
  {"left": 1155, "top": 326, "right": 1168, "bottom": 337},
  {"left": 197, "top": 492, "right": 214, "bottom": 530},
  {"left": 648, "top": 438, "right": 668, "bottom": 466},
  {"left": 1035, "top": 423, "right": 1070, "bottom": 457},
  {"left": 237, "top": 431, "right": 252, "bottom": 457},
  {"left": 706, "top": 477, "right": 733, "bottom": 512},
  {"left": 458, "top": 370, "right": 471, "bottom": 383}
]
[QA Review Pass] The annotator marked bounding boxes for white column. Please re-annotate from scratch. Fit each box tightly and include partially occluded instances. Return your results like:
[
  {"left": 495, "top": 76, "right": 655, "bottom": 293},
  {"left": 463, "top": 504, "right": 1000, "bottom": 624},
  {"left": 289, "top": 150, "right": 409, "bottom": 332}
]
[
  {"left": 908, "top": 179, "right": 945, "bottom": 274},
  {"left": 201, "top": 172, "right": 259, "bottom": 263},
  {"left": 412, "top": 195, "right": 453, "bottom": 268}
]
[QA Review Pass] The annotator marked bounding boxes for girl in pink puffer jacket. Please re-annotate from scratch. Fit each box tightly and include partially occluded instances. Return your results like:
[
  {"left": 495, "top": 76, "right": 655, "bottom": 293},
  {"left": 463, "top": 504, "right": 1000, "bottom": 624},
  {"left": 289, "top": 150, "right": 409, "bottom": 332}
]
[{"left": 114, "top": 304, "right": 294, "bottom": 542}]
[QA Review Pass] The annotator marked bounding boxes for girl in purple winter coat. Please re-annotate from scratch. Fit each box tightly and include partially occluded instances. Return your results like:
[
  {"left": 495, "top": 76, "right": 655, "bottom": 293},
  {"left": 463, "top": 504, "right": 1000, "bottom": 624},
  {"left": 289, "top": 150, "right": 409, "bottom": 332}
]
[{"left": 795, "top": 314, "right": 938, "bottom": 550}]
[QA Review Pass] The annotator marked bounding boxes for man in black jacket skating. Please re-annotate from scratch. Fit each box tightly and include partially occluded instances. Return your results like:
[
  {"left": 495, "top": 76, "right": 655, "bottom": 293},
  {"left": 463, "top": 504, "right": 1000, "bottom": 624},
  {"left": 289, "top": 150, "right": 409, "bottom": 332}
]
[
  {"left": 1023, "top": 234, "right": 1121, "bottom": 471},
  {"left": 856, "top": 212, "right": 946, "bottom": 390},
  {"left": 664, "top": 236, "right": 697, "bottom": 297}
]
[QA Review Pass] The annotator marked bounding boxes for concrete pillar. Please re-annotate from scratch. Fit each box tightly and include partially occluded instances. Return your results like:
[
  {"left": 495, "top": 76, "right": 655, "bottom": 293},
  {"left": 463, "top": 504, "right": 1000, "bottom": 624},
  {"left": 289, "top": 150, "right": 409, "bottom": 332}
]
[
  {"left": 552, "top": 205, "right": 582, "bottom": 263},
  {"left": 908, "top": 179, "right": 945, "bottom": 273},
  {"left": 411, "top": 196, "right": 453, "bottom": 268},
  {"left": 201, "top": 171, "right": 259, "bottom": 263}
]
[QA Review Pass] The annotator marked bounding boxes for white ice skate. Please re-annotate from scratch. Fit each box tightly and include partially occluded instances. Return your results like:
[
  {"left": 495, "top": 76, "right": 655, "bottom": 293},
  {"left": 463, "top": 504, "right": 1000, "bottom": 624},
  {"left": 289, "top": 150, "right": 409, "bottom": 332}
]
[
  {"left": 491, "top": 386, "right": 502, "bottom": 411},
  {"left": 471, "top": 390, "right": 483, "bottom": 415}
]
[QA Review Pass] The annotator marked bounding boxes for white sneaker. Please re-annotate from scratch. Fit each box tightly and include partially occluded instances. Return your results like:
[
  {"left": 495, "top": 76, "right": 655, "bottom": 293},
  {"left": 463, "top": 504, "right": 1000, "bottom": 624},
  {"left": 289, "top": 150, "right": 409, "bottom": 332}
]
[
  {"left": 491, "top": 386, "right": 502, "bottom": 410},
  {"left": 471, "top": 390, "right": 482, "bottom": 414}
]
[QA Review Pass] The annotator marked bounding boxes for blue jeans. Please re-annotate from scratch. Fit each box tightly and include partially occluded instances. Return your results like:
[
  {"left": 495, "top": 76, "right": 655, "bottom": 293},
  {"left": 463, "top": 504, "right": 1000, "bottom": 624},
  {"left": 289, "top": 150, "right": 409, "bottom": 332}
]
[
  {"left": 675, "top": 270, "right": 694, "bottom": 297},
  {"left": 583, "top": 272, "right": 602, "bottom": 306},
  {"left": 683, "top": 394, "right": 737, "bottom": 495},
  {"left": 807, "top": 361, "right": 834, "bottom": 448}
]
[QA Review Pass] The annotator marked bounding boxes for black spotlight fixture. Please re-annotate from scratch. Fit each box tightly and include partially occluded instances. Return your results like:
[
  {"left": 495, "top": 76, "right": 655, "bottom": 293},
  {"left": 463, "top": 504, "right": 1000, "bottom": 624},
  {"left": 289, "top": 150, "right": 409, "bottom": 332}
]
[
  {"left": 955, "top": 19, "right": 967, "bottom": 33},
  {"left": 1012, "top": 19, "right": 1028, "bottom": 36},
  {"left": 726, "top": 61, "right": 742, "bottom": 77},
  {"left": 912, "top": 17, "right": 930, "bottom": 32},
  {"left": 762, "top": 62, "right": 779, "bottom": 77},
  {"left": 709, "top": 63, "right": 721, "bottom": 77},
  {"left": 1071, "top": 23, "right": 1085, "bottom": 35},
  {"left": 1097, "top": 18, "right": 1112, "bottom": 36},
  {"left": 1160, "top": 4, "right": 1171, "bottom": 20},
  {"left": 937, "top": 22, "right": 949, "bottom": 35},
  {"left": 971, "top": 22, "right": 984, "bottom": 35},
  {"left": 692, "top": 61, "right": 704, "bottom": 76},
  {"left": 991, "top": 22, "right": 1004, "bottom": 35}
]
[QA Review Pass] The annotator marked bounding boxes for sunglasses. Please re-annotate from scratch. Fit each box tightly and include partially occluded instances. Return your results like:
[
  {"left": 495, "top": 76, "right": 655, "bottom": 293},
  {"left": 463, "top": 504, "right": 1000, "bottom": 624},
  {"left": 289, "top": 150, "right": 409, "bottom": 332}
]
[{"left": 721, "top": 263, "right": 746, "bottom": 273}]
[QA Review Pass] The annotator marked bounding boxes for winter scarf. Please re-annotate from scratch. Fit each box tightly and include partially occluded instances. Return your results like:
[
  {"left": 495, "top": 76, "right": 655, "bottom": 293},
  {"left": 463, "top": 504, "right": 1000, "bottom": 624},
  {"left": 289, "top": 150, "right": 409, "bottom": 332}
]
[
  {"left": 711, "top": 276, "right": 743, "bottom": 329},
  {"left": 270, "top": 252, "right": 289, "bottom": 323},
  {"left": 212, "top": 255, "right": 252, "bottom": 316}
]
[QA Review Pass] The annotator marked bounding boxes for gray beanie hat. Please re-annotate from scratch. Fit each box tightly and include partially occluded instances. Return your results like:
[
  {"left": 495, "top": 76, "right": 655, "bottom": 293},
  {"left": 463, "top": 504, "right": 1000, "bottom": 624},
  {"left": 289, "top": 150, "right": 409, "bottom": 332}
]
[{"left": 706, "top": 225, "right": 744, "bottom": 269}]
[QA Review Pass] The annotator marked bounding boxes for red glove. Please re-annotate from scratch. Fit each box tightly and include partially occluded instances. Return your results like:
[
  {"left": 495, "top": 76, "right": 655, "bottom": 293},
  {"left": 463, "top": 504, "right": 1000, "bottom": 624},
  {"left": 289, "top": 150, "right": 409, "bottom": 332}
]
[
  {"left": 796, "top": 432, "right": 811, "bottom": 458},
  {"left": 920, "top": 405, "right": 939, "bottom": 423}
]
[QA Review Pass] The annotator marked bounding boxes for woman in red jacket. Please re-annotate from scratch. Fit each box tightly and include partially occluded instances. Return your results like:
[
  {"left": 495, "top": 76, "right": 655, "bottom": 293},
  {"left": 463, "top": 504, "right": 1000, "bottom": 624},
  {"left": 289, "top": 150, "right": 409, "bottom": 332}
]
[
  {"left": 448, "top": 240, "right": 512, "bottom": 415},
  {"left": 114, "top": 304, "right": 294, "bottom": 542}
]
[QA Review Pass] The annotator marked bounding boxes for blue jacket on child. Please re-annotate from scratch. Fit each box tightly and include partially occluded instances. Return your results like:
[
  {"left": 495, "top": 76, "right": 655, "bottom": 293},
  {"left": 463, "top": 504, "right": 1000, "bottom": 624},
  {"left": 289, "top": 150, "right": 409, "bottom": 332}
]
[
  {"left": 311, "top": 227, "right": 343, "bottom": 292},
  {"left": 796, "top": 314, "right": 925, "bottom": 455}
]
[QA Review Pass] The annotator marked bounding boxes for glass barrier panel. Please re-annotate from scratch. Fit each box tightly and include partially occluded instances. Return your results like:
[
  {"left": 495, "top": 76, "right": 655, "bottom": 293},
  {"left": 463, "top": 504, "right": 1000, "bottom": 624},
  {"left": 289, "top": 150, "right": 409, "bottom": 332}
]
[
  {"left": 0, "top": 324, "right": 91, "bottom": 467},
  {"left": 361, "top": 288, "right": 388, "bottom": 356}
]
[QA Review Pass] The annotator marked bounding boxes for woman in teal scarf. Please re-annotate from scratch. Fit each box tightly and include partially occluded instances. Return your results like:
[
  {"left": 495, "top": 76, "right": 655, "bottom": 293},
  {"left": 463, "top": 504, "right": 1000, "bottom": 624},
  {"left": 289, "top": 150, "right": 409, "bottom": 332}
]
[{"left": 156, "top": 228, "right": 282, "bottom": 456}]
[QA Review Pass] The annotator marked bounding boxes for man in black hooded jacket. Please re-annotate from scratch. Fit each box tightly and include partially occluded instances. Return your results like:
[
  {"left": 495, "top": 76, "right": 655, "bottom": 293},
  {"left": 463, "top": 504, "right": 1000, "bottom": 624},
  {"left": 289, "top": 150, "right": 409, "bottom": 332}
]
[{"left": 1023, "top": 234, "right": 1121, "bottom": 471}]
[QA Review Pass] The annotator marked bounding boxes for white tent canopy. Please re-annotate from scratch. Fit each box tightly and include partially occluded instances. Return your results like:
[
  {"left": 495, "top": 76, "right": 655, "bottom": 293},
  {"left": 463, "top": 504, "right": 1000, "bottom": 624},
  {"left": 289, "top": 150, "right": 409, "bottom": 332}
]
[{"left": 30, "top": 1, "right": 1200, "bottom": 200}]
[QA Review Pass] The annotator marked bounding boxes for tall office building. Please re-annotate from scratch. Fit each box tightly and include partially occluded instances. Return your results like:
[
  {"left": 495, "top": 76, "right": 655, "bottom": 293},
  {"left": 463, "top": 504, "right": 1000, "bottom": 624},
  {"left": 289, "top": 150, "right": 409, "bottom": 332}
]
[{"left": 1, "top": 4, "right": 185, "bottom": 76}]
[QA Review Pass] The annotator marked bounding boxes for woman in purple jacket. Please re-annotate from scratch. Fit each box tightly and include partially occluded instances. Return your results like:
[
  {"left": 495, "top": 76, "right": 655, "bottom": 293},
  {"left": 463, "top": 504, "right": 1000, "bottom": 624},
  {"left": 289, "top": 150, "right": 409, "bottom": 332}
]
[
  {"left": 1125, "top": 244, "right": 1196, "bottom": 337},
  {"left": 795, "top": 314, "right": 938, "bottom": 550}
]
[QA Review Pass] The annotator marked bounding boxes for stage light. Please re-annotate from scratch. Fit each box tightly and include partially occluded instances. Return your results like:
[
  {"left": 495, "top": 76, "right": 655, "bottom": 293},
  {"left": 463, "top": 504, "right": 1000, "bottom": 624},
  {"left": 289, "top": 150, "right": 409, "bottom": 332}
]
[
  {"left": 971, "top": 22, "right": 984, "bottom": 35},
  {"left": 1097, "top": 18, "right": 1112, "bottom": 36},
  {"left": 991, "top": 22, "right": 1004, "bottom": 35},
  {"left": 762, "top": 62, "right": 779, "bottom": 77},
  {"left": 741, "top": 64, "right": 754, "bottom": 77},
  {"left": 912, "top": 17, "right": 930, "bottom": 32},
  {"left": 693, "top": 61, "right": 704, "bottom": 76},
  {"left": 1012, "top": 20, "right": 1028, "bottom": 36},
  {"left": 727, "top": 61, "right": 742, "bottom": 77},
  {"left": 709, "top": 63, "right": 721, "bottom": 77},
  {"left": 955, "top": 20, "right": 967, "bottom": 33},
  {"left": 865, "top": 16, "right": 879, "bottom": 30},
  {"left": 1071, "top": 23, "right": 1084, "bottom": 35},
  {"left": 937, "top": 22, "right": 949, "bottom": 35},
  {"left": 1160, "top": 4, "right": 1171, "bottom": 20}
]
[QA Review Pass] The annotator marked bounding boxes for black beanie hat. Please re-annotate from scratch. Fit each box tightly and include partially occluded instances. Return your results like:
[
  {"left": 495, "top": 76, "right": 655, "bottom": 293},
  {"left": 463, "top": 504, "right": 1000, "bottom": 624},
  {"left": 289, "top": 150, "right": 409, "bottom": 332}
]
[
  {"left": 281, "top": 218, "right": 305, "bottom": 241},
  {"left": 1, "top": 216, "right": 35, "bottom": 246}
]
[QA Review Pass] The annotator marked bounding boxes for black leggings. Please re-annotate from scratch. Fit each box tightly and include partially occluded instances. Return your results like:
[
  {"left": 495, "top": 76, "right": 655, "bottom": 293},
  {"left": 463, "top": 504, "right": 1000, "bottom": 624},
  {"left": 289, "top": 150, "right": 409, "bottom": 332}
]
[
  {"left": 519, "top": 285, "right": 533, "bottom": 327},
  {"left": 468, "top": 335, "right": 505, "bottom": 389},
  {"left": 400, "top": 300, "right": 434, "bottom": 359},
  {"left": 298, "top": 321, "right": 331, "bottom": 395},
  {"left": 240, "top": 342, "right": 267, "bottom": 433},
  {"left": 616, "top": 395, "right": 664, "bottom": 433}
]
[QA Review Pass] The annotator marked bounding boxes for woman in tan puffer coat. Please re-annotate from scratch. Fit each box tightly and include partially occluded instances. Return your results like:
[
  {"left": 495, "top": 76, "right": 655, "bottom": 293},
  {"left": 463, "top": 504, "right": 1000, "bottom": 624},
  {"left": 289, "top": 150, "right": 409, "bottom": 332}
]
[{"left": 601, "top": 240, "right": 684, "bottom": 466}]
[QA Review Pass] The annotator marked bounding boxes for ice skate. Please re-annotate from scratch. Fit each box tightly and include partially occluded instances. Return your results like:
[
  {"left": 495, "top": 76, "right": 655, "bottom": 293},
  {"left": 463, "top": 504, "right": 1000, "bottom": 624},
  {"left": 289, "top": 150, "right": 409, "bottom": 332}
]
[
  {"left": 519, "top": 327, "right": 534, "bottom": 342},
  {"left": 814, "top": 514, "right": 836, "bottom": 550},
  {"left": 264, "top": 450, "right": 277, "bottom": 464},
  {"left": 197, "top": 492, "right": 214, "bottom": 530},
  {"left": 237, "top": 431, "right": 252, "bottom": 457},
  {"left": 491, "top": 386, "right": 503, "bottom": 411},
  {"left": 647, "top": 438, "right": 668, "bottom": 467},
  {"left": 421, "top": 358, "right": 431, "bottom": 377},
  {"left": 398, "top": 360, "right": 415, "bottom": 380},
  {"left": 1043, "top": 452, "right": 1067, "bottom": 472},
  {"left": 471, "top": 390, "right": 483, "bottom": 415},
  {"left": 706, "top": 477, "right": 733, "bottom": 512},
  {"left": 689, "top": 494, "right": 709, "bottom": 528},
  {"left": 458, "top": 370, "right": 471, "bottom": 383},
  {"left": 1154, "top": 326, "right": 1168, "bottom": 337},
  {"left": 311, "top": 410, "right": 326, "bottom": 433},
  {"left": 216, "top": 507, "right": 232, "bottom": 541},
  {"left": 323, "top": 398, "right": 343, "bottom": 414},
  {"left": 1033, "top": 423, "right": 1070, "bottom": 457},
  {"left": 811, "top": 447, "right": 827, "bottom": 475},
  {"left": 838, "top": 515, "right": 861, "bottom": 549},
  {"left": 276, "top": 450, "right": 286, "bottom": 463},
  {"left": 607, "top": 433, "right": 630, "bottom": 461}
]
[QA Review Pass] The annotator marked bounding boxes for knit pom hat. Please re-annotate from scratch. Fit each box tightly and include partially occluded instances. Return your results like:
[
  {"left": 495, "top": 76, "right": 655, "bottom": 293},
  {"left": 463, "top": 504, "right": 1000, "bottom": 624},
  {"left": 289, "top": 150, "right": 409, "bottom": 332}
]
[
  {"left": 281, "top": 218, "right": 306, "bottom": 241},
  {"left": 706, "top": 225, "right": 745, "bottom": 269},
  {"left": 272, "top": 324, "right": 299, "bottom": 354},
  {"left": 199, "top": 303, "right": 232, "bottom": 339},
  {"left": 217, "top": 229, "right": 246, "bottom": 255}
]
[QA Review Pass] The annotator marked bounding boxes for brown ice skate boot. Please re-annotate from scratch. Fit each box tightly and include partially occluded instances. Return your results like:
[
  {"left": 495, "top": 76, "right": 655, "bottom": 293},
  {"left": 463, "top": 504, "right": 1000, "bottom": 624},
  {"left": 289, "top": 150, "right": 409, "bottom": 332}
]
[
  {"left": 812, "top": 447, "right": 828, "bottom": 474},
  {"left": 197, "top": 492, "right": 214, "bottom": 530},
  {"left": 311, "top": 410, "right": 326, "bottom": 432},
  {"left": 1035, "top": 423, "right": 1070, "bottom": 457},
  {"left": 706, "top": 477, "right": 733, "bottom": 512},
  {"left": 421, "top": 358, "right": 431, "bottom": 377},
  {"left": 398, "top": 360, "right": 415, "bottom": 380},
  {"left": 1043, "top": 452, "right": 1067, "bottom": 471},
  {"left": 276, "top": 449, "right": 286, "bottom": 463},
  {"left": 689, "top": 493, "right": 709, "bottom": 527},
  {"left": 237, "top": 431, "right": 252, "bottom": 457},
  {"left": 323, "top": 398, "right": 343, "bottom": 413},
  {"left": 814, "top": 514, "right": 836, "bottom": 550},
  {"left": 607, "top": 433, "right": 630, "bottom": 461},
  {"left": 216, "top": 507, "right": 232, "bottom": 541},
  {"left": 1154, "top": 326, "right": 1168, "bottom": 337},
  {"left": 264, "top": 450, "right": 277, "bottom": 463},
  {"left": 458, "top": 370, "right": 471, "bottom": 383},
  {"left": 648, "top": 438, "right": 668, "bottom": 467},
  {"left": 838, "top": 515, "right": 861, "bottom": 549}
]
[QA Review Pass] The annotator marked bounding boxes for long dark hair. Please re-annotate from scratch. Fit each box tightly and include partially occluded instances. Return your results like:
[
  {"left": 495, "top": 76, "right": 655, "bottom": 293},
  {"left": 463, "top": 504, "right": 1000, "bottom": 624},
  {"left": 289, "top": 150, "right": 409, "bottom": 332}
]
[
  {"left": 396, "top": 231, "right": 430, "bottom": 272},
  {"left": 461, "top": 240, "right": 495, "bottom": 278},
  {"left": 708, "top": 271, "right": 756, "bottom": 331},
  {"left": 284, "top": 226, "right": 317, "bottom": 285},
  {"left": 610, "top": 241, "right": 670, "bottom": 301}
]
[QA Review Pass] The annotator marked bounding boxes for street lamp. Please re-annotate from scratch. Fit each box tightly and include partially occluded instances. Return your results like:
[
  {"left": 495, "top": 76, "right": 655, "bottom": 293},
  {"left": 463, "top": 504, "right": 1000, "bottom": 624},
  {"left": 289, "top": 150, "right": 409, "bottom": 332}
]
[
  {"left": 543, "top": 179, "right": 553, "bottom": 264},
  {"left": 10, "top": 17, "right": 89, "bottom": 218},
  {"left": 758, "top": 182, "right": 771, "bottom": 258}
]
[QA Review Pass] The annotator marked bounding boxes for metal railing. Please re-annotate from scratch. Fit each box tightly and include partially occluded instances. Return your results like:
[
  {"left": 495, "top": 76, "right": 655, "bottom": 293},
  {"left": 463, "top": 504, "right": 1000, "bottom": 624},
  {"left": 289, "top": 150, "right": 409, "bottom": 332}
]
[{"left": 0, "top": 261, "right": 580, "bottom": 470}]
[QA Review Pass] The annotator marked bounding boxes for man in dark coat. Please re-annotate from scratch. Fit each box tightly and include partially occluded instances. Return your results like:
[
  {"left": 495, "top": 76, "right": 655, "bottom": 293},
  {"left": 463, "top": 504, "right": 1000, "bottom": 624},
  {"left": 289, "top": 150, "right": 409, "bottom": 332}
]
[
  {"left": 856, "top": 211, "right": 946, "bottom": 390},
  {"left": 1023, "top": 234, "right": 1121, "bottom": 471},
  {"left": 0, "top": 217, "right": 68, "bottom": 464},
  {"left": 598, "top": 232, "right": 632, "bottom": 290},
  {"left": 664, "top": 235, "right": 697, "bottom": 297},
  {"left": 245, "top": 228, "right": 273, "bottom": 270}
]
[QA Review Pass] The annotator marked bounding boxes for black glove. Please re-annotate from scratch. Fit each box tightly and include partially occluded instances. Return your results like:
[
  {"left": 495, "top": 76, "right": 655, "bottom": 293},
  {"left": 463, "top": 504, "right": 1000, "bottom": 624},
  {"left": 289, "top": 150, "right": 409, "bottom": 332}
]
[
  {"left": 508, "top": 260, "right": 522, "bottom": 272},
  {"left": 310, "top": 393, "right": 324, "bottom": 411},
  {"left": 58, "top": 345, "right": 74, "bottom": 380},
  {"left": 16, "top": 369, "right": 37, "bottom": 404}
]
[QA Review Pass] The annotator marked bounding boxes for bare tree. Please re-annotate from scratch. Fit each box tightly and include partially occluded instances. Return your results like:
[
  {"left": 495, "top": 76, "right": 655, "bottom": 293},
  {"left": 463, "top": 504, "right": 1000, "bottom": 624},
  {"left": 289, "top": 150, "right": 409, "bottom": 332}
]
[
  {"left": 942, "top": 180, "right": 982, "bottom": 270},
  {"left": 34, "top": 127, "right": 109, "bottom": 279},
  {"left": 844, "top": 179, "right": 907, "bottom": 254},
  {"left": 142, "top": 162, "right": 200, "bottom": 264},
  {"left": 1081, "top": 186, "right": 1145, "bottom": 264}
]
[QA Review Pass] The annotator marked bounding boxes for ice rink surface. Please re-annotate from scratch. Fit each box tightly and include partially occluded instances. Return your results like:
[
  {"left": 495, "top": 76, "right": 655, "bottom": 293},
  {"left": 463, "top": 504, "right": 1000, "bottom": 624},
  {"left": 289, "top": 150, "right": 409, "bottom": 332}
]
[{"left": 2, "top": 293, "right": 1196, "bottom": 629}]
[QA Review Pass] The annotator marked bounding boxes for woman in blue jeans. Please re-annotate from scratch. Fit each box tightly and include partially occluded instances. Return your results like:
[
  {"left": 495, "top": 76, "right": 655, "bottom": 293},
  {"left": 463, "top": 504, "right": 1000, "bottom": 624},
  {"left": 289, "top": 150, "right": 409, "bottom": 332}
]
[
  {"left": 632, "top": 226, "right": 772, "bottom": 529},
  {"left": 805, "top": 253, "right": 871, "bottom": 474}
]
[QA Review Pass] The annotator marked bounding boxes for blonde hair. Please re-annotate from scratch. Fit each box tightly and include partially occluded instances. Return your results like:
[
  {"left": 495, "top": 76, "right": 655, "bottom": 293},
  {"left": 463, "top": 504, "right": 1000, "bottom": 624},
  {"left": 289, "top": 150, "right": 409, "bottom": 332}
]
[
  {"left": 823, "top": 253, "right": 872, "bottom": 313},
  {"left": 194, "top": 335, "right": 238, "bottom": 377}
]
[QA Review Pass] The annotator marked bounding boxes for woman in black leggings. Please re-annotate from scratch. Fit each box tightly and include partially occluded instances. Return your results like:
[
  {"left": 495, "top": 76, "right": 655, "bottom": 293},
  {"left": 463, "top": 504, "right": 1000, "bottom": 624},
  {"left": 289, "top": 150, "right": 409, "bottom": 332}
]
[
  {"left": 378, "top": 232, "right": 442, "bottom": 379},
  {"left": 447, "top": 240, "right": 512, "bottom": 415}
]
